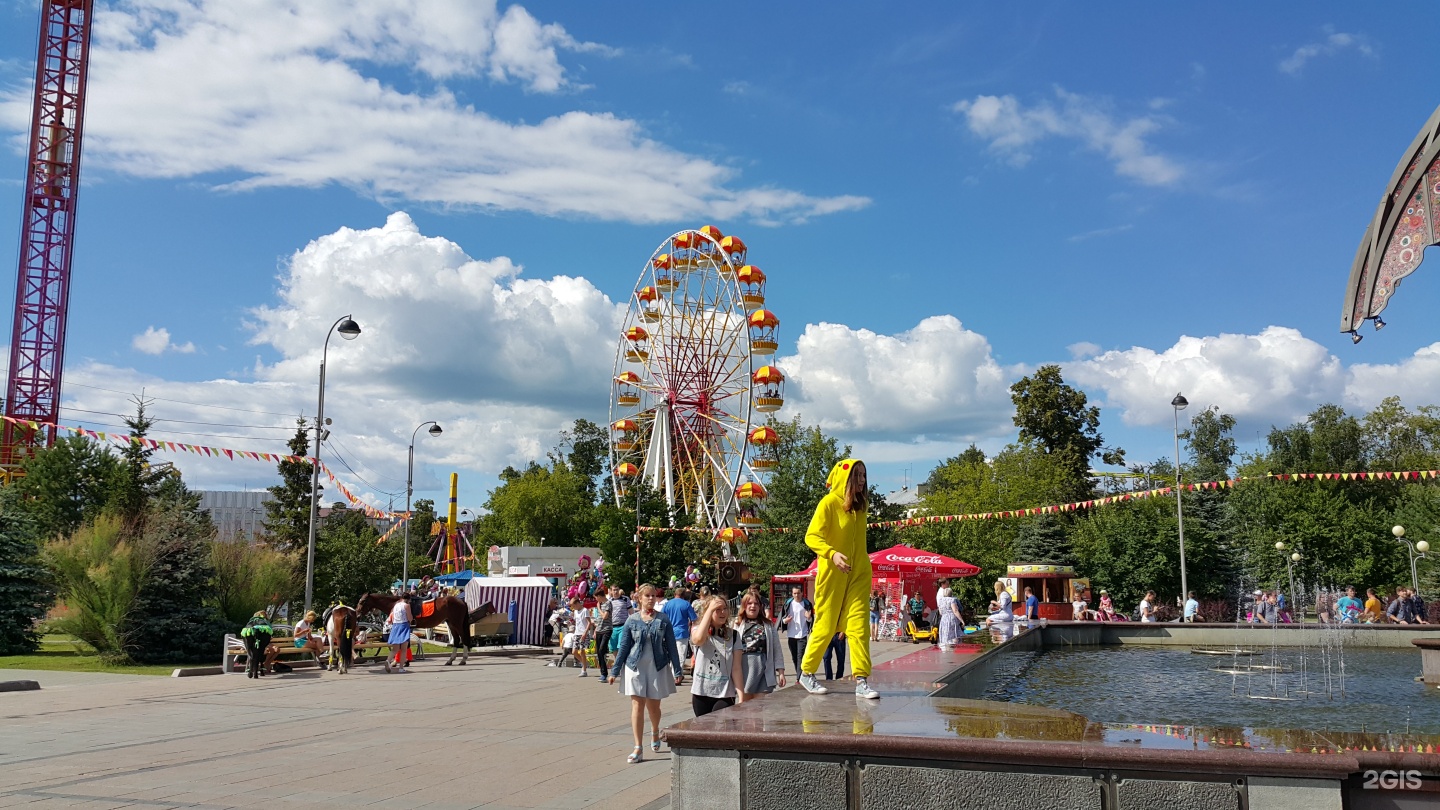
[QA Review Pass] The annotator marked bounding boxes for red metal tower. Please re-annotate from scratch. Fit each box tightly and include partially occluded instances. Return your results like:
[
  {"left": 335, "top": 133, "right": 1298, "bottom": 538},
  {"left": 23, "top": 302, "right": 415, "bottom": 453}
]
[{"left": 2, "top": 0, "right": 94, "bottom": 473}]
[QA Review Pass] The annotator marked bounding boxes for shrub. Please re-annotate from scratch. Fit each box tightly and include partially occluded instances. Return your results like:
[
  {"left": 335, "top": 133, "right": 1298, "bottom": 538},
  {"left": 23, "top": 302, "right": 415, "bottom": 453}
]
[
  {"left": 42, "top": 515, "right": 151, "bottom": 662},
  {"left": 210, "top": 538, "right": 298, "bottom": 627}
]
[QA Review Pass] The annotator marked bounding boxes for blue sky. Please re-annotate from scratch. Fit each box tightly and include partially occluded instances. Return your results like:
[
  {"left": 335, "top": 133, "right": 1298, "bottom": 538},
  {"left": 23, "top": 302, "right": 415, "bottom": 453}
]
[{"left": 1, "top": 1, "right": 1439, "bottom": 512}]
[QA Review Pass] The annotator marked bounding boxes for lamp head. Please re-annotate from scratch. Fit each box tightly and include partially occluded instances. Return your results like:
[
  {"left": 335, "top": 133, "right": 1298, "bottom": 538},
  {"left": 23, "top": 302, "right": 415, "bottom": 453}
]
[
  {"left": 1275, "top": 541, "right": 1286, "bottom": 551},
  {"left": 337, "top": 317, "right": 361, "bottom": 340},
  {"left": 428, "top": 423, "right": 444, "bottom": 437},
  {"left": 1418, "top": 540, "right": 1431, "bottom": 554},
  {"left": 1393, "top": 525, "right": 1406, "bottom": 539},
  {"left": 1291, "top": 552, "right": 1301, "bottom": 562},
  {"left": 1171, "top": 393, "right": 1188, "bottom": 410}
]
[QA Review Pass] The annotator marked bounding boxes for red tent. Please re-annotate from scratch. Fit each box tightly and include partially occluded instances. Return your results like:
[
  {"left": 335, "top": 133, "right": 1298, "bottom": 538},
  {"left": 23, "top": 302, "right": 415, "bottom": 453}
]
[{"left": 773, "top": 544, "right": 980, "bottom": 581}]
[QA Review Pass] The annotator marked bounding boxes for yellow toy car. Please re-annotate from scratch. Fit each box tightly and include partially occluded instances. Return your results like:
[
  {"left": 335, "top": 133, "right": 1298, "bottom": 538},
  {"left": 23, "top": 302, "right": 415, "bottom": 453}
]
[{"left": 907, "top": 620, "right": 937, "bottom": 644}]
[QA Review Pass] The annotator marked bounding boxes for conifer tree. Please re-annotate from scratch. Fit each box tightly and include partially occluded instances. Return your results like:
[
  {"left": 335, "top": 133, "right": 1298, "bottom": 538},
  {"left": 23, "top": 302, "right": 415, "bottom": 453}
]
[
  {"left": 127, "top": 504, "right": 227, "bottom": 663},
  {"left": 264, "top": 420, "right": 315, "bottom": 553},
  {"left": 0, "top": 488, "right": 53, "bottom": 654}
]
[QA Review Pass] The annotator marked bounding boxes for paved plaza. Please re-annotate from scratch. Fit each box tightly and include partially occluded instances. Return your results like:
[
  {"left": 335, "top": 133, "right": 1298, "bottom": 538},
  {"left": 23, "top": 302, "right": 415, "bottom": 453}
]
[{"left": 2, "top": 642, "right": 915, "bottom": 810}]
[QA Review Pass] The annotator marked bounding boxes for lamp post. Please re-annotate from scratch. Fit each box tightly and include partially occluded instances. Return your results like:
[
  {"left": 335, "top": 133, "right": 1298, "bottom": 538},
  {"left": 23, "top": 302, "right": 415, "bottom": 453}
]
[
  {"left": 404, "top": 421, "right": 444, "bottom": 587},
  {"left": 304, "top": 315, "right": 361, "bottom": 614},
  {"left": 1171, "top": 392, "right": 1189, "bottom": 604},
  {"left": 1392, "top": 525, "right": 1430, "bottom": 594},
  {"left": 1275, "top": 542, "right": 1302, "bottom": 622}
]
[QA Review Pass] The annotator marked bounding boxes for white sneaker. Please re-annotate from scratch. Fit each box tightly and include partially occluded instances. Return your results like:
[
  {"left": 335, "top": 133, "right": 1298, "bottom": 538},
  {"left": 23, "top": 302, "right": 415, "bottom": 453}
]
[
  {"left": 854, "top": 677, "right": 880, "bottom": 700},
  {"left": 798, "top": 673, "right": 829, "bottom": 694}
]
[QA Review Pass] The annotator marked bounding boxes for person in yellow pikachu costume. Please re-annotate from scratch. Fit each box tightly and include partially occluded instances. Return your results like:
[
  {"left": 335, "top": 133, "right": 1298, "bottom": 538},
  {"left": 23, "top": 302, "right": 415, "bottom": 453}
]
[{"left": 798, "top": 459, "right": 880, "bottom": 700}]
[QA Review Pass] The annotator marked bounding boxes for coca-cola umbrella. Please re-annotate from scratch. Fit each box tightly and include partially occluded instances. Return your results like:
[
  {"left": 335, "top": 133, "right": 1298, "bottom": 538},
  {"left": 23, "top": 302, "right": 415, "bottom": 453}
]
[
  {"left": 774, "top": 544, "right": 980, "bottom": 581},
  {"left": 869, "top": 544, "right": 980, "bottom": 577}
]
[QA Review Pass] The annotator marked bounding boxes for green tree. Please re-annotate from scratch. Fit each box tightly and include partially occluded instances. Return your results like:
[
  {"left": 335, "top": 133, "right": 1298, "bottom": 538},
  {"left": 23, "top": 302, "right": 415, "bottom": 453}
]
[
  {"left": 592, "top": 482, "right": 688, "bottom": 592},
  {"left": 1009, "top": 365, "right": 1123, "bottom": 501},
  {"left": 474, "top": 461, "right": 597, "bottom": 548},
  {"left": 1012, "top": 515, "right": 1074, "bottom": 567},
  {"left": 128, "top": 503, "right": 228, "bottom": 663},
  {"left": 1071, "top": 496, "right": 1181, "bottom": 610},
  {"left": 108, "top": 398, "right": 170, "bottom": 526},
  {"left": 1183, "top": 407, "right": 1237, "bottom": 484},
  {"left": 14, "top": 435, "right": 122, "bottom": 540},
  {"left": 1176, "top": 407, "right": 1239, "bottom": 599},
  {"left": 911, "top": 442, "right": 1072, "bottom": 608},
  {"left": 264, "top": 420, "right": 314, "bottom": 553},
  {"left": 1267, "top": 404, "right": 1363, "bottom": 473},
  {"left": 557, "top": 418, "right": 609, "bottom": 501},
  {"left": 313, "top": 507, "right": 399, "bottom": 605},
  {"left": 865, "top": 488, "right": 908, "bottom": 553},
  {"left": 0, "top": 488, "right": 54, "bottom": 654},
  {"left": 1362, "top": 397, "right": 1440, "bottom": 472}
]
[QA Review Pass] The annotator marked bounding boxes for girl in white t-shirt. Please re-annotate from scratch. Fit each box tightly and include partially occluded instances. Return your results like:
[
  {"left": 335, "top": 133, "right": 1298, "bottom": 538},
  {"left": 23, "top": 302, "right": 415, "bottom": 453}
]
[{"left": 689, "top": 595, "right": 740, "bottom": 717}]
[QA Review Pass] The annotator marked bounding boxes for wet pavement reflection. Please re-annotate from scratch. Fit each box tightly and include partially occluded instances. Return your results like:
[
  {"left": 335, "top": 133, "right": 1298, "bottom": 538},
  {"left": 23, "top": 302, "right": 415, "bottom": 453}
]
[{"left": 673, "top": 634, "right": 1440, "bottom": 756}]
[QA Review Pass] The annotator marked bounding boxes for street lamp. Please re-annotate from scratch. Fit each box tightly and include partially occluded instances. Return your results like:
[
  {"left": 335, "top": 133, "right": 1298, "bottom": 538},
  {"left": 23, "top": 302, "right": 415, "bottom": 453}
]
[
  {"left": 1392, "top": 525, "right": 1430, "bottom": 594},
  {"left": 404, "top": 421, "right": 444, "bottom": 587},
  {"left": 1171, "top": 392, "right": 1189, "bottom": 603},
  {"left": 304, "top": 315, "right": 361, "bottom": 614},
  {"left": 1276, "top": 541, "right": 1302, "bottom": 622}
]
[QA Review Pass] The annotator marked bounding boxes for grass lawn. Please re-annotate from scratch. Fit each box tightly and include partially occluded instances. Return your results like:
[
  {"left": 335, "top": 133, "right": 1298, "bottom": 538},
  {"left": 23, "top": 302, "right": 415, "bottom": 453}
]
[
  {"left": 1, "top": 636, "right": 481, "bottom": 677},
  {"left": 0, "top": 635, "right": 198, "bottom": 676}
]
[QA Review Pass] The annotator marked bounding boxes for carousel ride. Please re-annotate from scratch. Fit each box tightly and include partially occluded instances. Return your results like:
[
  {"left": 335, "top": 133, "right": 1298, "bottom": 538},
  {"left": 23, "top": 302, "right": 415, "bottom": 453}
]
[{"left": 608, "top": 226, "right": 784, "bottom": 562}]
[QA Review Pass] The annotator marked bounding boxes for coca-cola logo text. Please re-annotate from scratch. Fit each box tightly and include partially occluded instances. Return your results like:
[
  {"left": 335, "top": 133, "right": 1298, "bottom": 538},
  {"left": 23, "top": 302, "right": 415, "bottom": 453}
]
[{"left": 884, "top": 553, "right": 945, "bottom": 565}]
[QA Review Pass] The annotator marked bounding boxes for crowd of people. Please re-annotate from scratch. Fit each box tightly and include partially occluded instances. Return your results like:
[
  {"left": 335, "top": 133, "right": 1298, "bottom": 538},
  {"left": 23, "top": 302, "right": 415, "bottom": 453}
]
[
  {"left": 532, "top": 458, "right": 883, "bottom": 762},
  {"left": 1316, "top": 585, "right": 1430, "bottom": 625}
]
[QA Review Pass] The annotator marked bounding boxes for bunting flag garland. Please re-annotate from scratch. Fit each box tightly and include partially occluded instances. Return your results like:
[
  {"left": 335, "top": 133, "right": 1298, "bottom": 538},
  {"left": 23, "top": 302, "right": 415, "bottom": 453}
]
[
  {"left": 13, "top": 412, "right": 1440, "bottom": 533},
  {"left": 2, "top": 413, "right": 395, "bottom": 519},
  {"left": 635, "top": 467, "right": 1440, "bottom": 535},
  {"left": 375, "top": 520, "right": 405, "bottom": 545}
]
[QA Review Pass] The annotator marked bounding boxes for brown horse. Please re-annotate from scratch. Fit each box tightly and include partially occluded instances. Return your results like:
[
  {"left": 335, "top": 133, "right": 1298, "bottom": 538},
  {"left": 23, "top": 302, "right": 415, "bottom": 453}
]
[
  {"left": 356, "top": 593, "right": 496, "bottom": 665},
  {"left": 324, "top": 604, "right": 357, "bottom": 673}
]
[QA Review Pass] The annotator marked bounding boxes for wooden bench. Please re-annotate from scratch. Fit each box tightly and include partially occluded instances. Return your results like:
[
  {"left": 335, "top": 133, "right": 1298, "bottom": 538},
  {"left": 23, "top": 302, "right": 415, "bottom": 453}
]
[
  {"left": 222, "top": 634, "right": 319, "bottom": 674},
  {"left": 223, "top": 633, "right": 424, "bottom": 672}
]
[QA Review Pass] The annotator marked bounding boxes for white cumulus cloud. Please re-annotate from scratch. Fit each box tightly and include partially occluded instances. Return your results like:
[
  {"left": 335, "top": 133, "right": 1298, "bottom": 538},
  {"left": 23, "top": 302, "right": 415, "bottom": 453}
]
[
  {"left": 952, "top": 88, "right": 1184, "bottom": 186},
  {"left": 779, "top": 315, "right": 1019, "bottom": 441},
  {"left": 1067, "top": 326, "right": 1349, "bottom": 428},
  {"left": 0, "top": 0, "right": 867, "bottom": 225},
  {"left": 47, "top": 213, "right": 627, "bottom": 505},
  {"left": 131, "top": 326, "right": 196, "bottom": 355}
]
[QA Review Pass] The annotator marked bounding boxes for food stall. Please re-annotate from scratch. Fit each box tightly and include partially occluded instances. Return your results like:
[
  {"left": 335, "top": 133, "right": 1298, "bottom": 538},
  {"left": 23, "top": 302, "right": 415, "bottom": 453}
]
[{"left": 1002, "top": 564, "right": 1089, "bottom": 621}]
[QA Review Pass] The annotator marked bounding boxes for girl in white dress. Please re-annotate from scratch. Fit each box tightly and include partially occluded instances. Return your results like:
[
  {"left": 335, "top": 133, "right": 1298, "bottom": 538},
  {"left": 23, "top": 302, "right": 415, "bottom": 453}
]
[{"left": 609, "top": 584, "right": 682, "bottom": 763}]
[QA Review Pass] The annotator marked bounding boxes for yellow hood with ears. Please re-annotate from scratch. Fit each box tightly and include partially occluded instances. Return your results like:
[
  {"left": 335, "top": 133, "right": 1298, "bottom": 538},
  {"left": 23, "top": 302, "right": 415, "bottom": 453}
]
[{"left": 825, "top": 458, "right": 861, "bottom": 498}]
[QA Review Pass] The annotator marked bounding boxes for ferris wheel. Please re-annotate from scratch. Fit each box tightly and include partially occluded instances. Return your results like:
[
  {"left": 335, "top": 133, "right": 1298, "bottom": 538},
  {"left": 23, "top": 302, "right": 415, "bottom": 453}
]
[{"left": 609, "top": 226, "right": 786, "bottom": 561}]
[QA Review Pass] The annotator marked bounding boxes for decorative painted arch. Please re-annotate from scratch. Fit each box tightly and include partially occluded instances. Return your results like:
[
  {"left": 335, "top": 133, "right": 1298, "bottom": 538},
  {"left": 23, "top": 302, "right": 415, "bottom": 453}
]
[{"left": 1341, "top": 104, "right": 1440, "bottom": 342}]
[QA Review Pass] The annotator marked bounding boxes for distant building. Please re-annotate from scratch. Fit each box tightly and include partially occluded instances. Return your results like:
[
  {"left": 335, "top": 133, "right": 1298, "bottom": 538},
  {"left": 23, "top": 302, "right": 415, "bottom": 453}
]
[
  {"left": 197, "top": 490, "right": 272, "bottom": 540},
  {"left": 885, "top": 484, "right": 928, "bottom": 519}
]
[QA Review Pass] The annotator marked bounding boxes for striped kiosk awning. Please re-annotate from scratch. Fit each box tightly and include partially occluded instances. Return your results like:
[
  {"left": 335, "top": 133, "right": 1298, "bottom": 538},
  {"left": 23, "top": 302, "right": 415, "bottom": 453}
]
[{"left": 463, "top": 576, "right": 554, "bottom": 646}]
